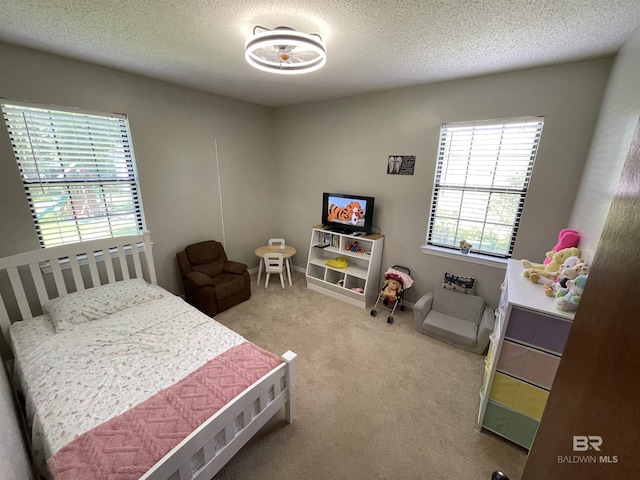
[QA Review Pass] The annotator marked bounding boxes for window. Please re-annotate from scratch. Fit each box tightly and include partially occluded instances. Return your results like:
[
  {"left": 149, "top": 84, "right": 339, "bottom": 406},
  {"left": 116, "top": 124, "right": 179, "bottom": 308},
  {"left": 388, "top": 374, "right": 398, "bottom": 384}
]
[
  {"left": 1, "top": 100, "right": 145, "bottom": 248},
  {"left": 426, "top": 116, "right": 544, "bottom": 258}
]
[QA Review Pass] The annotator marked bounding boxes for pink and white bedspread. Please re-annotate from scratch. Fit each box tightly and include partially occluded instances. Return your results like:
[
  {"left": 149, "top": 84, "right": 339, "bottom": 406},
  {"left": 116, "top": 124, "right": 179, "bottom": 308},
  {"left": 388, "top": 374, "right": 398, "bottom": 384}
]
[
  {"left": 48, "top": 341, "right": 280, "bottom": 479},
  {"left": 9, "top": 291, "right": 275, "bottom": 479}
]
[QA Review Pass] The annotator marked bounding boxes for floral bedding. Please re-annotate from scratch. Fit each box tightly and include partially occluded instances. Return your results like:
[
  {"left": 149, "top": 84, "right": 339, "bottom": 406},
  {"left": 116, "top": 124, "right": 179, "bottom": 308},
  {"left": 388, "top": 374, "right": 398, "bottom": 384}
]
[
  {"left": 9, "top": 291, "right": 246, "bottom": 477},
  {"left": 47, "top": 341, "right": 282, "bottom": 480},
  {"left": 43, "top": 278, "right": 168, "bottom": 332}
]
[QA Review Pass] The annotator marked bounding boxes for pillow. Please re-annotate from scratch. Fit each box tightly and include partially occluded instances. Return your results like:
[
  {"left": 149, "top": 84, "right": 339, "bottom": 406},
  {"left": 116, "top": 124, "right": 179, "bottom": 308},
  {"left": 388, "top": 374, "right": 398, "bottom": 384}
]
[
  {"left": 442, "top": 272, "right": 475, "bottom": 295},
  {"left": 44, "top": 278, "right": 166, "bottom": 333}
]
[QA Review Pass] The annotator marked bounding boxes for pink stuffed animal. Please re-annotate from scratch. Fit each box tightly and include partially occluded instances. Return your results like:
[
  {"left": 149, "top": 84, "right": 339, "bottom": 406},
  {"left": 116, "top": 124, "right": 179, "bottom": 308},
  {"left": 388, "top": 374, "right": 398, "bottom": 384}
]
[{"left": 543, "top": 229, "right": 580, "bottom": 265}]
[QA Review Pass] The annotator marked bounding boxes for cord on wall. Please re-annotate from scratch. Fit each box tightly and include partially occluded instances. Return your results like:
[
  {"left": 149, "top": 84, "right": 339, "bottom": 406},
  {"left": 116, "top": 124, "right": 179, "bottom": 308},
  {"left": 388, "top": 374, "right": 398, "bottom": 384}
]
[{"left": 215, "top": 138, "right": 227, "bottom": 249}]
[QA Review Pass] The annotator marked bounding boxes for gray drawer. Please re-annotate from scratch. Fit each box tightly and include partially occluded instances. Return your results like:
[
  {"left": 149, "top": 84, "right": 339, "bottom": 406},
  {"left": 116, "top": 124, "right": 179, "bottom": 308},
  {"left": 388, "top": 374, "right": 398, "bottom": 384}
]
[
  {"left": 505, "top": 306, "right": 572, "bottom": 354},
  {"left": 482, "top": 400, "right": 539, "bottom": 449}
]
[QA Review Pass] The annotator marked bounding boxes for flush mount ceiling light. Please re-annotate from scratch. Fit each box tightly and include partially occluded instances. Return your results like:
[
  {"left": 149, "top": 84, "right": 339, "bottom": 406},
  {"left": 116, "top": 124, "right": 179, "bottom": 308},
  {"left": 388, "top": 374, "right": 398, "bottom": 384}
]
[{"left": 245, "top": 25, "right": 327, "bottom": 75}]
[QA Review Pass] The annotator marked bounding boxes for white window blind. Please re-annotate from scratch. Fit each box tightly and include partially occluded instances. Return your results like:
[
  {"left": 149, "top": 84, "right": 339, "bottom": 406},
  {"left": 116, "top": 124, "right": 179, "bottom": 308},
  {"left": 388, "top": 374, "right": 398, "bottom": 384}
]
[
  {"left": 1, "top": 100, "right": 145, "bottom": 248},
  {"left": 427, "top": 116, "right": 544, "bottom": 257}
]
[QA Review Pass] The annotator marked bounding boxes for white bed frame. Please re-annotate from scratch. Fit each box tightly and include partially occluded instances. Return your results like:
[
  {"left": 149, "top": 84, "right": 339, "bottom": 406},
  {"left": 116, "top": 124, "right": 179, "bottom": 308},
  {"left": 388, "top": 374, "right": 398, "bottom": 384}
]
[{"left": 0, "top": 231, "right": 296, "bottom": 480}]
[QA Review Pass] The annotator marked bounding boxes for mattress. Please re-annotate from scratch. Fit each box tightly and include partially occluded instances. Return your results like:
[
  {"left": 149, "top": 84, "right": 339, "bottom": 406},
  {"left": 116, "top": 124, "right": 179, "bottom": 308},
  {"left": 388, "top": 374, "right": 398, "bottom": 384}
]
[{"left": 9, "top": 290, "right": 248, "bottom": 476}]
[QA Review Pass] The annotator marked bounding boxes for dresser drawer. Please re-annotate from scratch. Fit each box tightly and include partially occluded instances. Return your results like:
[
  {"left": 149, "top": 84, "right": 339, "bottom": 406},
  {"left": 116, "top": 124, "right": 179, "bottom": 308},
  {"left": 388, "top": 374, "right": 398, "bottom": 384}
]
[
  {"left": 489, "top": 372, "right": 549, "bottom": 420},
  {"left": 497, "top": 340, "right": 560, "bottom": 389},
  {"left": 505, "top": 306, "right": 572, "bottom": 354},
  {"left": 482, "top": 400, "right": 539, "bottom": 449}
]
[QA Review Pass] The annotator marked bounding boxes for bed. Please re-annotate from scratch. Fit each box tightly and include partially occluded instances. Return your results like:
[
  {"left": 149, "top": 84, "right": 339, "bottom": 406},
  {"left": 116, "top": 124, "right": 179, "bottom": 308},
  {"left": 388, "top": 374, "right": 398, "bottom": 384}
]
[{"left": 0, "top": 231, "right": 296, "bottom": 480}]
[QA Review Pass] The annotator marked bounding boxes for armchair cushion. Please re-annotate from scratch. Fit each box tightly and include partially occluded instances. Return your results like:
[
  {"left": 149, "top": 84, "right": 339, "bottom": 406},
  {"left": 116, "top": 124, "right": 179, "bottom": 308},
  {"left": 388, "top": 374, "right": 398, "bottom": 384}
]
[
  {"left": 185, "top": 270, "right": 216, "bottom": 288},
  {"left": 224, "top": 260, "right": 248, "bottom": 276},
  {"left": 210, "top": 273, "right": 247, "bottom": 300},
  {"left": 185, "top": 241, "right": 226, "bottom": 278},
  {"left": 432, "top": 286, "right": 485, "bottom": 324},
  {"left": 421, "top": 311, "right": 478, "bottom": 348},
  {"left": 413, "top": 291, "right": 433, "bottom": 331}
]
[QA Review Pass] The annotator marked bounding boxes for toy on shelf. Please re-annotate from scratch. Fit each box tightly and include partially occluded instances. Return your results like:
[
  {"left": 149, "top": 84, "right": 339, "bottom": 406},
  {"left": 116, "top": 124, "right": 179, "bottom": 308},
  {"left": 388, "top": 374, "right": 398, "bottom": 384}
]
[
  {"left": 543, "top": 229, "right": 580, "bottom": 265},
  {"left": 325, "top": 257, "right": 349, "bottom": 269},
  {"left": 344, "top": 241, "right": 364, "bottom": 254},
  {"left": 530, "top": 255, "right": 581, "bottom": 287},
  {"left": 555, "top": 274, "right": 588, "bottom": 311},
  {"left": 520, "top": 228, "right": 581, "bottom": 283},
  {"left": 459, "top": 240, "right": 473, "bottom": 254},
  {"left": 540, "top": 258, "right": 590, "bottom": 297},
  {"left": 521, "top": 247, "right": 581, "bottom": 283}
]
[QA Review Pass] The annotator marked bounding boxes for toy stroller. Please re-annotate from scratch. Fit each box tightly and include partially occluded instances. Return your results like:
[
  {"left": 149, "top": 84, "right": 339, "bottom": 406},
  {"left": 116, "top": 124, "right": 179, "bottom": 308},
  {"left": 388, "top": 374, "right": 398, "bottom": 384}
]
[{"left": 370, "top": 265, "right": 413, "bottom": 324}]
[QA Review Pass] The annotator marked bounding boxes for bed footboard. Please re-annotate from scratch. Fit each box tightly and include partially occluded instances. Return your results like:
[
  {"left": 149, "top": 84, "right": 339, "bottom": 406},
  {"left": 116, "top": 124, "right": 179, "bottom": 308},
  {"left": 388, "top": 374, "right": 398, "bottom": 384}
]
[{"left": 141, "top": 350, "right": 296, "bottom": 480}]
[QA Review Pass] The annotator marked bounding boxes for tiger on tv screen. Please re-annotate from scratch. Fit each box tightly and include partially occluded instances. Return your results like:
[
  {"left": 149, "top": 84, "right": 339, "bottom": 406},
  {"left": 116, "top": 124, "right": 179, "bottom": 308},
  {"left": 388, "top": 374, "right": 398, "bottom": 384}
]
[{"left": 327, "top": 196, "right": 367, "bottom": 227}]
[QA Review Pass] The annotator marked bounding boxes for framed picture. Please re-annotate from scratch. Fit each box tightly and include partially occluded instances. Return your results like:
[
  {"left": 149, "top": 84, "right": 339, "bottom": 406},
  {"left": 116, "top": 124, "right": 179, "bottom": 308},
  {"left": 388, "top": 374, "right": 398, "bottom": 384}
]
[{"left": 387, "top": 155, "right": 415, "bottom": 175}]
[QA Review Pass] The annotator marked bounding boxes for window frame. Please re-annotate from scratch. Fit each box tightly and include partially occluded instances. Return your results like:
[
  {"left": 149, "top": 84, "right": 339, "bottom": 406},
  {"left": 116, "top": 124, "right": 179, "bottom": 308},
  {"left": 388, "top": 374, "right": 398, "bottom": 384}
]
[
  {"left": 1, "top": 99, "right": 146, "bottom": 249},
  {"left": 424, "top": 116, "right": 544, "bottom": 261}
]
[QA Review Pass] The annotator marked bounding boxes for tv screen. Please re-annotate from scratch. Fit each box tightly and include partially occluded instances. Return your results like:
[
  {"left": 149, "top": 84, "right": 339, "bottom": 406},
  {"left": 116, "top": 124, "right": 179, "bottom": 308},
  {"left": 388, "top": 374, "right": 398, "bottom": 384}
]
[{"left": 322, "top": 193, "right": 375, "bottom": 234}]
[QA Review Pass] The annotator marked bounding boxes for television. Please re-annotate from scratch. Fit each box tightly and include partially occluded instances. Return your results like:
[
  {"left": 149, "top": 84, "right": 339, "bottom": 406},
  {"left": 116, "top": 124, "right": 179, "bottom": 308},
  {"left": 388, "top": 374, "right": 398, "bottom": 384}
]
[{"left": 322, "top": 192, "right": 375, "bottom": 235}]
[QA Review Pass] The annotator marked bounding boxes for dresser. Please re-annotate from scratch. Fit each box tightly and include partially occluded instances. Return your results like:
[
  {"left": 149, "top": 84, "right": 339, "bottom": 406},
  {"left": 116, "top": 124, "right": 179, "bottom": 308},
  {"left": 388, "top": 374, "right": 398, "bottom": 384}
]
[{"left": 477, "top": 259, "right": 575, "bottom": 449}]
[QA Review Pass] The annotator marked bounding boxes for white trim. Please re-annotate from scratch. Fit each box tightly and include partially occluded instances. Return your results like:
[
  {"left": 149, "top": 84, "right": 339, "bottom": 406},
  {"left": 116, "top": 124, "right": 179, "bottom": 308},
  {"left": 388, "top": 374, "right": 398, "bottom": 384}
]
[
  {"left": 442, "top": 115, "right": 545, "bottom": 129},
  {"left": 0, "top": 96, "right": 126, "bottom": 119},
  {"left": 420, "top": 244, "right": 508, "bottom": 269}
]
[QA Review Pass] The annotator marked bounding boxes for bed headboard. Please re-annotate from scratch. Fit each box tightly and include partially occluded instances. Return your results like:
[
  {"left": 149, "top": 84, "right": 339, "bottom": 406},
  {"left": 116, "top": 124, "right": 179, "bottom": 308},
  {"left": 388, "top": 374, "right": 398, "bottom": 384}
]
[{"left": 0, "top": 231, "right": 156, "bottom": 343}]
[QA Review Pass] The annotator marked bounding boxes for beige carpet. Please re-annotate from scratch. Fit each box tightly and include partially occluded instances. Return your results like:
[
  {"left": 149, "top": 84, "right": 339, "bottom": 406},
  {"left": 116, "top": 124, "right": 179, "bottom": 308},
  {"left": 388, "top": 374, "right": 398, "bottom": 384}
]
[{"left": 212, "top": 271, "right": 527, "bottom": 480}]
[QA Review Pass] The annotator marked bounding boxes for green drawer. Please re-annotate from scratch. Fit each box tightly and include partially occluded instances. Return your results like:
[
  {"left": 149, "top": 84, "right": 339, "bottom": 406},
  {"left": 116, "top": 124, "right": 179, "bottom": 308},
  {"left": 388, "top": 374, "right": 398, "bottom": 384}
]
[{"left": 482, "top": 400, "right": 539, "bottom": 449}]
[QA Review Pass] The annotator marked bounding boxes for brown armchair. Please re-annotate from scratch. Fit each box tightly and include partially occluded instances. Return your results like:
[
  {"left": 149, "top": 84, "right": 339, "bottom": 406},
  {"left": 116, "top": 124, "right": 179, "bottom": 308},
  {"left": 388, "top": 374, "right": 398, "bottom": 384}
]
[{"left": 176, "top": 240, "right": 251, "bottom": 317}]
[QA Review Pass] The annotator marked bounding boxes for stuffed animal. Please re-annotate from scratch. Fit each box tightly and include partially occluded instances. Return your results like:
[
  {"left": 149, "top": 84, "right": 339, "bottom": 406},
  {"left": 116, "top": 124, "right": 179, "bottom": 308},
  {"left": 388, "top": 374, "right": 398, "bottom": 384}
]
[
  {"left": 543, "top": 229, "right": 580, "bottom": 265},
  {"left": 522, "top": 247, "right": 581, "bottom": 281},
  {"left": 543, "top": 260, "right": 590, "bottom": 297},
  {"left": 531, "top": 255, "right": 581, "bottom": 285},
  {"left": 555, "top": 274, "right": 588, "bottom": 311},
  {"left": 459, "top": 240, "right": 473, "bottom": 252},
  {"left": 345, "top": 241, "right": 364, "bottom": 254},
  {"left": 381, "top": 278, "right": 403, "bottom": 304}
]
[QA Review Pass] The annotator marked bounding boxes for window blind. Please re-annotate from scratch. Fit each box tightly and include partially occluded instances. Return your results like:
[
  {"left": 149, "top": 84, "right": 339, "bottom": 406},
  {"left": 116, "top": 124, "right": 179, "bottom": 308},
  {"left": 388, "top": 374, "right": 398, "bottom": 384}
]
[
  {"left": 427, "top": 116, "right": 544, "bottom": 257},
  {"left": 1, "top": 101, "right": 145, "bottom": 248}
]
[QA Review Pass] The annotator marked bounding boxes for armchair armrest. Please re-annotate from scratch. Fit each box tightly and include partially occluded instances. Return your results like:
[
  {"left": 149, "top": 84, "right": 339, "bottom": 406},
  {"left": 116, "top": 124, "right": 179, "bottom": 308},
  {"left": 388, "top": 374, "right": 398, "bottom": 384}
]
[
  {"left": 185, "top": 270, "right": 216, "bottom": 288},
  {"left": 413, "top": 292, "right": 434, "bottom": 331},
  {"left": 475, "top": 305, "right": 496, "bottom": 354},
  {"left": 224, "top": 260, "right": 248, "bottom": 275}
]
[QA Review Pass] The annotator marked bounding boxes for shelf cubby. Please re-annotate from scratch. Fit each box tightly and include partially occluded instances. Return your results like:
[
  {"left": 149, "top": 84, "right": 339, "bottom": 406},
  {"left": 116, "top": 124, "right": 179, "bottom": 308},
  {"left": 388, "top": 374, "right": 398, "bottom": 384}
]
[{"left": 305, "top": 226, "right": 384, "bottom": 309}]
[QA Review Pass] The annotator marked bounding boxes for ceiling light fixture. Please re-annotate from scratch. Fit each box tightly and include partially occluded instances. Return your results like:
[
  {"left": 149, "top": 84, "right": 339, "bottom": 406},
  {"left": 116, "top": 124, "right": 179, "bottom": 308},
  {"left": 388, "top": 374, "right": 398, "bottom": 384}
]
[{"left": 245, "top": 26, "right": 327, "bottom": 75}]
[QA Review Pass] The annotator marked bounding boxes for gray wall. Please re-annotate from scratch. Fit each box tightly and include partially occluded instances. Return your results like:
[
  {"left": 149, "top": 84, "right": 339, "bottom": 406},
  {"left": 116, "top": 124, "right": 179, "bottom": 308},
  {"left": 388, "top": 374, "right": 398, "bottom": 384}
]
[
  {"left": 0, "top": 43, "right": 277, "bottom": 295},
  {"left": 570, "top": 25, "right": 640, "bottom": 261},
  {"left": 0, "top": 42, "right": 615, "bottom": 309},
  {"left": 273, "top": 60, "right": 611, "bottom": 306}
]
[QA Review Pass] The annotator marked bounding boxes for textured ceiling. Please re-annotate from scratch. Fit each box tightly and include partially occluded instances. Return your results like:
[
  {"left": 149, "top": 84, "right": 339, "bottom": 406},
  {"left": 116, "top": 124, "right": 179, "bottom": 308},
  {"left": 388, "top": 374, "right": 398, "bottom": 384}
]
[{"left": 0, "top": 0, "right": 639, "bottom": 107}]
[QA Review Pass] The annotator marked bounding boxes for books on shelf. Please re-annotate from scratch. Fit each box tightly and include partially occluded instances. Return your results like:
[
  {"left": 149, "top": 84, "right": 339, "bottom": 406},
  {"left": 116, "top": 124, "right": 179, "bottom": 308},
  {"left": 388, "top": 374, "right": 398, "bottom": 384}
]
[{"left": 314, "top": 232, "right": 339, "bottom": 248}]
